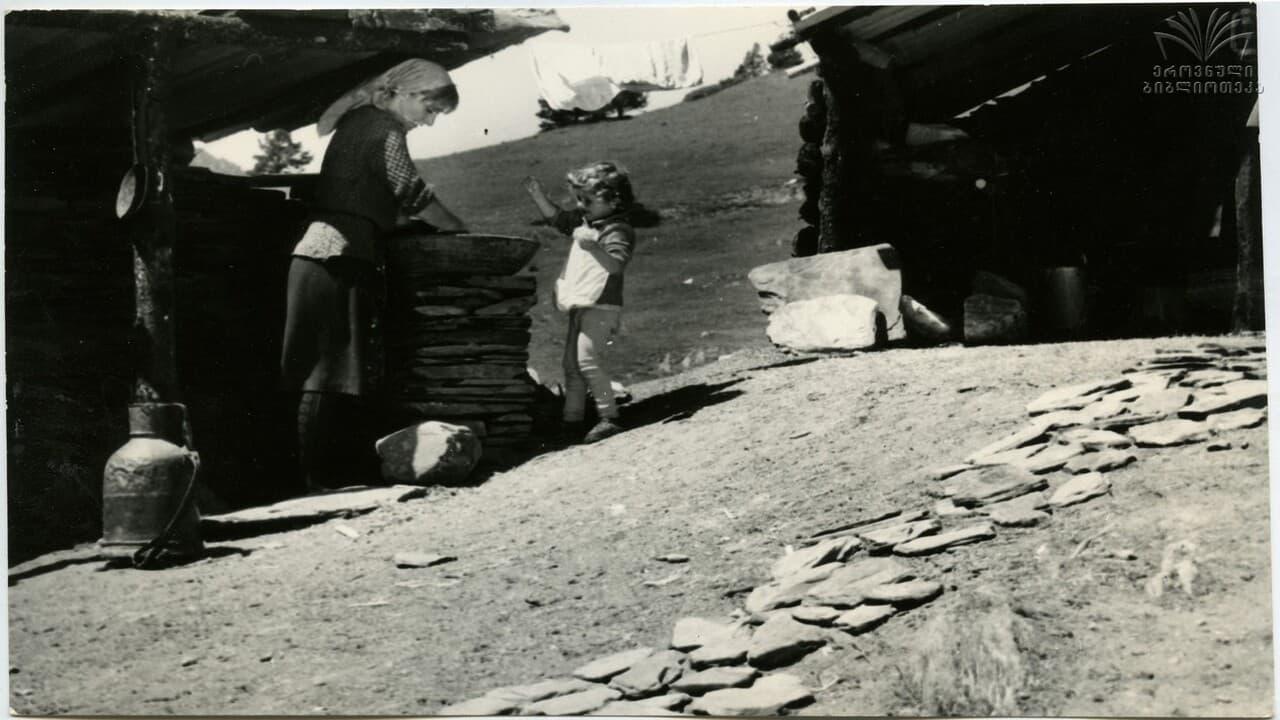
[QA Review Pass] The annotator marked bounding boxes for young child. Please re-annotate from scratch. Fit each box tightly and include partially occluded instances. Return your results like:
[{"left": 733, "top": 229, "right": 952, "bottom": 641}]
[{"left": 523, "top": 162, "right": 637, "bottom": 444}]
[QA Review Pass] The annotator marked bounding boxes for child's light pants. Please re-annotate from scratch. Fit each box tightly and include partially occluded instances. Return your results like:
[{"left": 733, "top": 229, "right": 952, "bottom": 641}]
[{"left": 563, "top": 307, "right": 621, "bottom": 423}]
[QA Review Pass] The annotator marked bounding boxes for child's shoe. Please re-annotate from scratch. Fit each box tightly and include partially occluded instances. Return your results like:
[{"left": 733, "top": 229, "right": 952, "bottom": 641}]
[{"left": 582, "top": 418, "right": 624, "bottom": 444}]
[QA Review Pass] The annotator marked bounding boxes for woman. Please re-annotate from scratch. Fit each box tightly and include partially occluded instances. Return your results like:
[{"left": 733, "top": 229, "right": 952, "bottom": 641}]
[{"left": 280, "top": 59, "right": 466, "bottom": 490}]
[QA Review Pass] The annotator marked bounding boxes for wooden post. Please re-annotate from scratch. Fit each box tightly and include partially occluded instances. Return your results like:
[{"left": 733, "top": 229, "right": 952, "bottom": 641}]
[
  {"left": 809, "top": 31, "right": 876, "bottom": 254},
  {"left": 128, "top": 26, "right": 181, "bottom": 407}
]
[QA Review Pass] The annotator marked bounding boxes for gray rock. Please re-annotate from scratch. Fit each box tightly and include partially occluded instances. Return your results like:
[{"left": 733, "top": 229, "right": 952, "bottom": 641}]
[
  {"left": 1063, "top": 449, "right": 1137, "bottom": 474},
  {"left": 1129, "top": 419, "right": 1212, "bottom": 447},
  {"left": 765, "top": 294, "right": 881, "bottom": 352},
  {"left": 688, "top": 636, "right": 752, "bottom": 669},
  {"left": 486, "top": 678, "right": 594, "bottom": 705},
  {"left": 858, "top": 519, "right": 941, "bottom": 553},
  {"left": 572, "top": 647, "right": 655, "bottom": 682},
  {"left": 1015, "top": 442, "right": 1086, "bottom": 474},
  {"left": 591, "top": 702, "right": 681, "bottom": 716},
  {"left": 438, "top": 696, "right": 520, "bottom": 716},
  {"left": 963, "top": 293, "right": 1028, "bottom": 345},
  {"left": 1209, "top": 408, "right": 1267, "bottom": 432},
  {"left": 1179, "top": 379, "right": 1268, "bottom": 419},
  {"left": 747, "top": 243, "right": 905, "bottom": 340},
  {"left": 609, "top": 650, "right": 687, "bottom": 699},
  {"left": 988, "top": 504, "right": 1050, "bottom": 527},
  {"left": 1207, "top": 441, "right": 1233, "bottom": 452},
  {"left": 833, "top": 604, "right": 896, "bottom": 633},
  {"left": 1055, "top": 428, "right": 1133, "bottom": 450},
  {"left": 770, "top": 536, "right": 860, "bottom": 580},
  {"left": 789, "top": 605, "right": 842, "bottom": 625},
  {"left": 926, "top": 463, "right": 973, "bottom": 482},
  {"left": 1026, "top": 378, "right": 1131, "bottom": 415},
  {"left": 806, "top": 557, "right": 912, "bottom": 606},
  {"left": 375, "top": 422, "right": 481, "bottom": 485},
  {"left": 934, "top": 497, "right": 977, "bottom": 518},
  {"left": 946, "top": 465, "right": 1048, "bottom": 507},
  {"left": 671, "top": 618, "right": 741, "bottom": 652},
  {"left": 965, "top": 421, "right": 1052, "bottom": 463},
  {"left": 633, "top": 693, "right": 692, "bottom": 710},
  {"left": 968, "top": 442, "right": 1049, "bottom": 468},
  {"left": 1034, "top": 409, "right": 1091, "bottom": 431},
  {"left": 686, "top": 673, "right": 813, "bottom": 716},
  {"left": 1049, "top": 472, "right": 1111, "bottom": 508},
  {"left": 201, "top": 485, "right": 427, "bottom": 536},
  {"left": 1125, "top": 388, "right": 1192, "bottom": 417},
  {"left": 895, "top": 523, "right": 996, "bottom": 556},
  {"left": 746, "top": 614, "right": 827, "bottom": 668},
  {"left": 860, "top": 579, "right": 943, "bottom": 604},
  {"left": 393, "top": 552, "right": 456, "bottom": 568},
  {"left": 744, "top": 565, "right": 835, "bottom": 614},
  {"left": 672, "top": 666, "right": 760, "bottom": 694},
  {"left": 1181, "top": 369, "right": 1247, "bottom": 388},
  {"left": 525, "top": 686, "right": 622, "bottom": 716},
  {"left": 901, "top": 294, "right": 954, "bottom": 342}
]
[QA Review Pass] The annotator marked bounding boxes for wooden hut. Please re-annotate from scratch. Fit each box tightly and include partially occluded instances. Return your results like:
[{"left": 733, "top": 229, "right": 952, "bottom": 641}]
[
  {"left": 775, "top": 4, "right": 1261, "bottom": 341},
  {"left": 5, "top": 9, "right": 566, "bottom": 562}
]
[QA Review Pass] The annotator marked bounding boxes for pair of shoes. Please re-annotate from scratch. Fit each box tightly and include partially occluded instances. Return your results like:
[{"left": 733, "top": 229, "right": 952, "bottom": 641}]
[{"left": 582, "top": 418, "right": 624, "bottom": 444}]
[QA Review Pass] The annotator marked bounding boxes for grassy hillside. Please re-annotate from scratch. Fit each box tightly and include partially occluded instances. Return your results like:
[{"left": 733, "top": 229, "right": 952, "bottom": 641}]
[{"left": 419, "top": 72, "right": 811, "bottom": 385}]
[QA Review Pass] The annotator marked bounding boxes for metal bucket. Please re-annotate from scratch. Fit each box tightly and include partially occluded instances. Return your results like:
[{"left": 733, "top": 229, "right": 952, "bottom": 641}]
[{"left": 1044, "top": 266, "right": 1087, "bottom": 336}]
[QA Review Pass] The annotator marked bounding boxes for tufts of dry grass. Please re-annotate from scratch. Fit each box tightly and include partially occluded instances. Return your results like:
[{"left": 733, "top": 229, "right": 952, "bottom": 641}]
[{"left": 893, "top": 590, "right": 1039, "bottom": 716}]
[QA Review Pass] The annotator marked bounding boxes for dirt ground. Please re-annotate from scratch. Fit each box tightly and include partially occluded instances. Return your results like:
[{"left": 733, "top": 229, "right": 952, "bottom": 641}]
[{"left": 7, "top": 336, "right": 1273, "bottom": 716}]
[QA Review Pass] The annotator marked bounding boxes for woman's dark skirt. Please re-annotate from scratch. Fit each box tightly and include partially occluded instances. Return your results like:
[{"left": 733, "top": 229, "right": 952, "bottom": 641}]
[{"left": 280, "top": 256, "right": 383, "bottom": 396}]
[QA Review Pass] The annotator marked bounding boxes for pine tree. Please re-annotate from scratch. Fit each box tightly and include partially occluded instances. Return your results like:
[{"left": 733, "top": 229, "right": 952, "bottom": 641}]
[
  {"left": 250, "top": 130, "right": 313, "bottom": 175},
  {"left": 734, "top": 43, "right": 770, "bottom": 80}
]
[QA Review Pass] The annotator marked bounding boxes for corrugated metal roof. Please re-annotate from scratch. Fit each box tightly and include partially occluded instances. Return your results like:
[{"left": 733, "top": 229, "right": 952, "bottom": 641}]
[{"left": 5, "top": 9, "right": 566, "bottom": 140}]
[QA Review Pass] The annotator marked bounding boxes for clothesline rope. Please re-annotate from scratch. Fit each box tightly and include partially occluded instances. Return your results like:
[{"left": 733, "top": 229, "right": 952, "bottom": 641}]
[{"left": 689, "top": 20, "right": 788, "bottom": 39}]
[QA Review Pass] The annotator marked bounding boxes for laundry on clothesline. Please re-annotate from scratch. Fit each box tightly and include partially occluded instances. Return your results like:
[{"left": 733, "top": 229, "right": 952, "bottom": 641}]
[{"left": 530, "top": 38, "right": 705, "bottom": 112}]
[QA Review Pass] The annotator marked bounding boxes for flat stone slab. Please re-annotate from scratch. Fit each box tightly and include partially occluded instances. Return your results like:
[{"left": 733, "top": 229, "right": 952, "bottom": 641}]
[
  {"left": 806, "top": 557, "right": 913, "bottom": 607},
  {"left": 860, "top": 579, "right": 943, "bottom": 605},
  {"left": 1015, "top": 442, "right": 1087, "bottom": 473},
  {"left": 895, "top": 523, "right": 996, "bottom": 556},
  {"left": 1056, "top": 428, "right": 1133, "bottom": 450},
  {"left": 393, "top": 552, "right": 456, "bottom": 568},
  {"left": 1049, "top": 472, "right": 1111, "bottom": 508},
  {"left": 1181, "top": 369, "right": 1247, "bottom": 388},
  {"left": 964, "top": 421, "right": 1052, "bottom": 464},
  {"left": 789, "top": 605, "right": 842, "bottom": 625},
  {"left": 934, "top": 497, "right": 977, "bottom": 518},
  {"left": 1129, "top": 419, "right": 1212, "bottom": 447},
  {"left": 1179, "top": 380, "right": 1268, "bottom": 419},
  {"left": 858, "top": 518, "right": 941, "bottom": 553},
  {"left": 1064, "top": 448, "right": 1137, "bottom": 474},
  {"left": 686, "top": 673, "right": 813, "bottom": 716},
  {"left": 689, "top": 636, "right": 752, "bottom": 669},
  {"left": 1124, "top": 388, "right": 1192, "bottom": 417},
  {"left": 486, "top": 677, "right": 594, "bottom": 705},
  {"left": 609, "top": 650, "right": 687, "bottom": 699},
  {"left": 989, "top": 504, "right": 1051, "bottom": 527},
  {"left": 573, "top": 647, "right": 655, "bottom": 682},
  {"left": 968, "top": 442, "right": 1048, "bottom": 468},
  {"left": 746, "top": 614, "right": 827, "bottom": 669},
  {"left": 1026, "top": 378, "right": 1131, "bottom": 415},
  {"left": 593, "top": 701, "right": 683, "bottom": 716},
  {"left": 745, "top": 565, "right": 835, "bottom": 614},
  {"left": 438, "top": 696, "right": 520, "bottom": 716},
  {"left": 672, "top": 666, "right": 760, "bottom": 694},
  {"left": 201, "top": 485, "right": 427, "bottom": 539},
  {"left": 926, "top": 463, "right": 972, "bottom": 482},
  {"left": 1209, "top": 408, "right": 1267, "bottom": 432},
  {"left": 525, "top": 686, "right": 622, "bottom": 716},
  {"left": 770, "top": 536, "right": 860, "bottom": 580},
  {"left": 672, "top": 618, "right": 741, "bottom": 652},
  {"left": 945, "top": 465, "right": 1048, "bottom": 507},
  {"left": 833, "top": 604, "right": 896, "bottom": 633}
]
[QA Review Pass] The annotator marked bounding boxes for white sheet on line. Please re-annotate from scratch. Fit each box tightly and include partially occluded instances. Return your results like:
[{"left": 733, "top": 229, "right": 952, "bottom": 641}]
[{"left": 530, "top": 38, "right": 705, "bottom": 112}]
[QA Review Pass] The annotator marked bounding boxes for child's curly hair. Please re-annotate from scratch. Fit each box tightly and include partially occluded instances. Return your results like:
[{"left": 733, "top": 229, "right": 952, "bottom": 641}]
[{"left": 566, "top": 161, "right": 635, "bottom": 209}]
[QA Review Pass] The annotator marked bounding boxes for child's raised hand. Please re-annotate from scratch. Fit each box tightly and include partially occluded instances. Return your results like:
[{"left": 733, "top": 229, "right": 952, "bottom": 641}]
[{"left": 522, "top": 176, "right": 544, "bottom": 198}]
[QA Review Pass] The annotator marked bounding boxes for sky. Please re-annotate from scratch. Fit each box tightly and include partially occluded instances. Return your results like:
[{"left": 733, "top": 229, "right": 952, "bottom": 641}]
[{"left": 199, "top": 6, "right": 796, "bottom": 172}]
